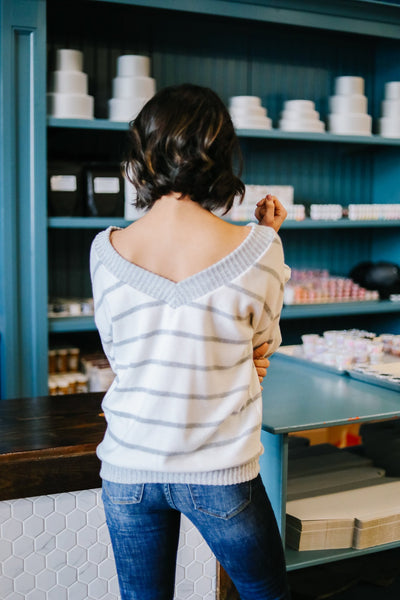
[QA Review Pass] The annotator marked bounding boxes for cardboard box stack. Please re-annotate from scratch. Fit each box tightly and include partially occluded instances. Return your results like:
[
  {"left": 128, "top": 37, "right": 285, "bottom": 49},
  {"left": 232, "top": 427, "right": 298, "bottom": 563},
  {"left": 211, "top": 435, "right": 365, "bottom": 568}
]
[{"left": 286, "top": 444, "right": 400, "bottom": 551}]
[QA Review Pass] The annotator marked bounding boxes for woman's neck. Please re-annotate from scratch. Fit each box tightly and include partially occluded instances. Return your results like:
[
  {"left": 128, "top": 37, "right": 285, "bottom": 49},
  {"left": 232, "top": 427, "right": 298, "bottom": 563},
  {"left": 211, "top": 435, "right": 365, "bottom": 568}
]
[{"left": 146, "top": 193, "right": 213, "bottom": 224}]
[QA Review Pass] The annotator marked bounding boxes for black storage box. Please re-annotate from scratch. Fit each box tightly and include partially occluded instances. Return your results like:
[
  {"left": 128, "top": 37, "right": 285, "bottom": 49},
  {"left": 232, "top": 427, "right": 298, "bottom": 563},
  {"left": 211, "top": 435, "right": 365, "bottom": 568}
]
[
  {"left": 85, "top": 163, "right": 124, "bottom": 217},
  {"left": 48, "top": 162, "right": 84, "bottom": 216}
]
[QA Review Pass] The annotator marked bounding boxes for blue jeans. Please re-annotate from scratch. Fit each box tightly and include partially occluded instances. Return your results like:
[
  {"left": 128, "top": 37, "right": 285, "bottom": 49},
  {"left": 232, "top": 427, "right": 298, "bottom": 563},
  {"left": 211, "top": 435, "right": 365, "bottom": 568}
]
[{"left": 102, "top": 475, "right": 290, "bottom": 600}]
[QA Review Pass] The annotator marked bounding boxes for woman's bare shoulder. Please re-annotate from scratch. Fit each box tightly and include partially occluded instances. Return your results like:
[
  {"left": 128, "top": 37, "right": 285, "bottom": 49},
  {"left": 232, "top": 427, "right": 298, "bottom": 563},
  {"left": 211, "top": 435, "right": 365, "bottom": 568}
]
[
  {"left": 109, "top": 221, "right": 145, "bottom": 259},
  {"left": 215, "top": 218, "right": 253, "bottom": 245}
]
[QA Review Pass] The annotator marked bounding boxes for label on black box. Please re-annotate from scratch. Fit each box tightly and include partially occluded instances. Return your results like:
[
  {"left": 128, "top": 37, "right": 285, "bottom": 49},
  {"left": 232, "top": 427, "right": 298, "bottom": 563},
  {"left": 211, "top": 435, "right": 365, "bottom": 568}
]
[
  {"left": 50, "top": 175, "right": 77, "bottom": 192},
  {"left": 94, "top": 177, "right": 120, "bottom": 194}
]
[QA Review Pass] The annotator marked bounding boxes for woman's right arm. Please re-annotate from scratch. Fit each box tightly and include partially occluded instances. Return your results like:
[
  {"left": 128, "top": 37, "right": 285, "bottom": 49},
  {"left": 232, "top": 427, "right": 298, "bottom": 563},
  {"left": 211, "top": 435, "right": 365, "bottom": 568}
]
[{"left": 254, "top": 194, "right": 287, "bottom": 232}]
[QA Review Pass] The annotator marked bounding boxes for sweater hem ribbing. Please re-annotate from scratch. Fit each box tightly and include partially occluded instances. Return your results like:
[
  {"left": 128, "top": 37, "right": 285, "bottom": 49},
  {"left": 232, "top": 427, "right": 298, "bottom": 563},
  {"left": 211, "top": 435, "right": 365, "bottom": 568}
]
[{"left": 100, "top": 458, "right": 260, "bottom": 485}]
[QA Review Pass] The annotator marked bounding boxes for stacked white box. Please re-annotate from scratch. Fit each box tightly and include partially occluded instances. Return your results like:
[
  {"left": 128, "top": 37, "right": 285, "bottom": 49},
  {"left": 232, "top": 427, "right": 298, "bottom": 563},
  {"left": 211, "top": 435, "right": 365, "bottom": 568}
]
[
  {"left": 328, "top": 76, "right": 372, "bottom": 135},
  {"left": 379, "top": 81, "right": 400, "bottom": 138},
  {"left": 47, "top": 49, "right": 94, "bottom": 119},
  {"left": 228, "top": 96, "right": 272, "bottom": 130},
  {"left": 109, "top": 54, "right": 156, "bottom": 122},
  {"left": 278, "top": 99, "right": 325, "bottom": 133}
]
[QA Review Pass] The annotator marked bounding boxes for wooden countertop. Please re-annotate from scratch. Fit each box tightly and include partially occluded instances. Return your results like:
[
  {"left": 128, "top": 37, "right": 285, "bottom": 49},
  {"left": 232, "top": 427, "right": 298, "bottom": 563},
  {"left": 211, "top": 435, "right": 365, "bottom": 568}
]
[{"left": 0, "top": 392, "right": 106, "bottom": 501}]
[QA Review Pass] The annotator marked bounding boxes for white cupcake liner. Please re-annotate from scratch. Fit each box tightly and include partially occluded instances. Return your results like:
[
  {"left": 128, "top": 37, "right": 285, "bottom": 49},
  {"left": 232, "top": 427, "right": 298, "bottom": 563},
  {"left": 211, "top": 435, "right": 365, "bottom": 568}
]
[
  {"left": 280, "top": 108, "right": 320, "bottom": 121},
  {"left": 334, "top": 76, "right": 365, "bottom": 96},
  {"left": 229, "top": 105, "right": 267, "bottom": 118},
  {"left": 108, "top": 97, "right": 149, "bottom": 122},
  {"left": 329, "top": 94, "right": 367, "bottom": 115},
  {"left": 112, "top": 76, "right": 156, "bottom": 99},
  {"left": 328, "top": 112, "right": 372, "bottom": 135},
  {"left": 385, "top": 81, "right": 400, "bottom": 101},
  {"left": 279, "top": 119, "right": 325, "bottom": 133},
  {"left": 117, "top": 55, "right": 151, "bottom": 78},
  {"left": 55, "top": 49, "right": 83, "bottom": 72},
  {"left": 50, "top": 71, "right": 88, "bottom": 95},
  {"left": 381, "top": 99, "right": 400, "bottom": 119},
  {"left": 229, "top": 96, "right": 262, "bottom": 108},
  {"left": 232, "top": 116, "right": 272, "bottom": 129},
  {"left": 379, "top": 117, "right": 400, "bottom": 138},
  {"left": 47, "top": 93, "right": 94, "bottom": 119}
]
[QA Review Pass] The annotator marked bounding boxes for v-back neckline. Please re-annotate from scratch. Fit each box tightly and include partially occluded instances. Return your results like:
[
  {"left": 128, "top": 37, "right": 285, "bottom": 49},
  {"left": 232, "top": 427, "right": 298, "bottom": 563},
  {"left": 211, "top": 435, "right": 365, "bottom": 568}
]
[
  {"left": 93, "top": 224, "right": 276, "bottom": 308},
  {"left": 110, "top": 225, "right": 255, "bottom": 285}
]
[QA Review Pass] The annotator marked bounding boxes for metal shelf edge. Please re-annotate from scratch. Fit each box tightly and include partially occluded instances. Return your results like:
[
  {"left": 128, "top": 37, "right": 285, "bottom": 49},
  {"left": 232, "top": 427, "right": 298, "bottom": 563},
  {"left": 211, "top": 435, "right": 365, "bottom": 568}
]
[
  {"left": 286, "top": 540, "right": 400, "bottom": 571},
  {"left": 48, "top": 317, "right": 96, "bottom": 333},
  {"left": 282, "top": 301, "right": 400, "bottom": 319},
  {"left": 47, "top": 218, "right": 400, "bottom": 230},
  {"left": 47, "top": 117, "right": 128, "bottom": 130},
  {"left": 47, "top": 119, "right": 400, "bottom": 145},
  {"left": 48, "top": 217, "right": 130, "bottom": 229},
  {"left": 48, "top": 302, "right": 400, "bottom": 332}
]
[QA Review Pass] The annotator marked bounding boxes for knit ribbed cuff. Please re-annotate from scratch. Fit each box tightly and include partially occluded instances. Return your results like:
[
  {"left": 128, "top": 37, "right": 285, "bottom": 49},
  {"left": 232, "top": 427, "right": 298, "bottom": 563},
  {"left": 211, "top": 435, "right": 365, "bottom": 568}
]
[{"left": 100, "top": 457, "right": 260, "bottom": 486}]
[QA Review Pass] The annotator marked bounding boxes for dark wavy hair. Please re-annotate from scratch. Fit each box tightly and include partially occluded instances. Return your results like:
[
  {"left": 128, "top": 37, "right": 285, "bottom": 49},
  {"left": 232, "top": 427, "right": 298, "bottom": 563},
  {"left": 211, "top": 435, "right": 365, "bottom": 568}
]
[{"left": 124, "top": 84, "right": 245, "bottom": 213}]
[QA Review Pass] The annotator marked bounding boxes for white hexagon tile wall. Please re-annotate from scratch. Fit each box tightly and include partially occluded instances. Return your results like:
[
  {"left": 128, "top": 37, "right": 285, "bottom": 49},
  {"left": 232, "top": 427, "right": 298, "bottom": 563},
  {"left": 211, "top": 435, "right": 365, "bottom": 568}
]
[{"left": 0, "top": 489, "right": 216, "bottom": 600}]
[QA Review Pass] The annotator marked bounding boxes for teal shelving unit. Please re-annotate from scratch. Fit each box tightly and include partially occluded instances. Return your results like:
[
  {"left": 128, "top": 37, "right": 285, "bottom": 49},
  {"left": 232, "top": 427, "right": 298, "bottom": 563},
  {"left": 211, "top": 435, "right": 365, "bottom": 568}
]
[{"left": 2, "top": 0, "right": 400, "bottom": 391}]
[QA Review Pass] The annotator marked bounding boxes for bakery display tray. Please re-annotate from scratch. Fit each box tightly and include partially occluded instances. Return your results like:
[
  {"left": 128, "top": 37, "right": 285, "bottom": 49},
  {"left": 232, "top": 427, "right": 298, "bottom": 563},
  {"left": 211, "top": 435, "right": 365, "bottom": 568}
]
[
  {"left": 276, "top": 346, "right": 400, "bottom": 393},
  {"left": 276, "top": 346, "right": 346, "bottom": 375},
  {"left": 348, "top": 369, "right": 400, "bottom": 393}
]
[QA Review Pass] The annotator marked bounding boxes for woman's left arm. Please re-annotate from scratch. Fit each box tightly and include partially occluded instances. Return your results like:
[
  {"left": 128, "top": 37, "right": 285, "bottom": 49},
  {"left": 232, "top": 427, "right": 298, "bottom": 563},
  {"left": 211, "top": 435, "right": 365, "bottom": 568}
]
[{"left": 253, "top": 342, "right": 270, "bottom": 389}]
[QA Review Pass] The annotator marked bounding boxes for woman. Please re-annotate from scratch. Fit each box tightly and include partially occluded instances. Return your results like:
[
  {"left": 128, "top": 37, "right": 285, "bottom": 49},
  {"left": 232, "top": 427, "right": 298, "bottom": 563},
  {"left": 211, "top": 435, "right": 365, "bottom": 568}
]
[{"left": 90, "top": 83, "right": 290, "bottom": 600}]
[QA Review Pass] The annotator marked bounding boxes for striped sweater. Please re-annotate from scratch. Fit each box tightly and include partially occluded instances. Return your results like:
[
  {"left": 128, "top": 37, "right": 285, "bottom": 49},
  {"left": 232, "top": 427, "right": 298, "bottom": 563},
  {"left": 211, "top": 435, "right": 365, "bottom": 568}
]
[{"left": 90, "top": 224, "right": 289, "bottom": 485}]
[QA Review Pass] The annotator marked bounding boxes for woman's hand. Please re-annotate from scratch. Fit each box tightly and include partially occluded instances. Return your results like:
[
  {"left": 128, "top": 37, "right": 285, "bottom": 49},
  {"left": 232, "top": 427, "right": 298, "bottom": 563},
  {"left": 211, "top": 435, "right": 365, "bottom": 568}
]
[
  {"left": 253, "top": 342, "right": 270, "bottom": 390},
  {"left": 254, "top": 194, "right": 287, "bottom": 232}
]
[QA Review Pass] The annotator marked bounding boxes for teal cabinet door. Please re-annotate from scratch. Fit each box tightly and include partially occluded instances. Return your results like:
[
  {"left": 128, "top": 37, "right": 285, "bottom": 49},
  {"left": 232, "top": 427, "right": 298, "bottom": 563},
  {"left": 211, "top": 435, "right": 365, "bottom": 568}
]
[{"left": 0, "top": 0, "right": 48, "bottom": 398}]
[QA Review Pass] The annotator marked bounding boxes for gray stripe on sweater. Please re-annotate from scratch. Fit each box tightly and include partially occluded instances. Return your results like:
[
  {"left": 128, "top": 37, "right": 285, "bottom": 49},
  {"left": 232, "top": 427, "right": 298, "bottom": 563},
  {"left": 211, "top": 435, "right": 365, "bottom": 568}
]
[
  {"left": 254, "top": 263, "right": 284, "bottom": 291},
  {"left": 111, "top": 300, "right": 163, "bottom": 322},
  {"left": 255, "top": 316, "right": 280, "bottom": 336},
  {"left": 114, "top": 353, "right": 252, "bottom": 372},
  {"left": 91, "top": 260, "right": 102, "bottom": 281},
  {"left": 113, "top": 384, "right": 250, "bottom": 400},
  {"left": 106, "top": 391, "right": 262, "bottom": 429},
  {"left": 113, "top": 329, "right": 251, "bottom": 347},
  {"left": 95, "top": 281, "right": 125, "bottom": 312},
  {"left": 227, "top": 283, "right": 274, "bottom": 319},
  {"left": 106, "top": 423, "right": 261, "bottom": 456},
  {"left": 189, "top": 302, "right": 250, "bottom": 322}
]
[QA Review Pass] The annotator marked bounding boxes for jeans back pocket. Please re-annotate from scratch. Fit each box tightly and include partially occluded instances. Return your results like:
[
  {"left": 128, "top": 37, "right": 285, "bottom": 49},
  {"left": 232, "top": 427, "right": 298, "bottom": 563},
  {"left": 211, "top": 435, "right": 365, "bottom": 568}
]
[
  {"left": 102, "top": 480, "right": 144, "bottom": 505},
  {"left": 189, "top": 481, "right": 251, "bottom": 519}
]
